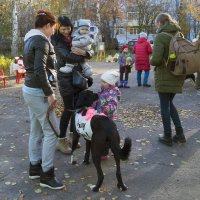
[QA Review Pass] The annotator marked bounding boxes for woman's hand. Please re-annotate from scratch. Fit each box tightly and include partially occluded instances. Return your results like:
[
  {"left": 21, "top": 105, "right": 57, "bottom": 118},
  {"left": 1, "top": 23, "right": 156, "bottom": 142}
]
[
  {"left": 48, "top": 94, "right": 57, "bottom": 111},
  {"left": 71, "top": 47, "right": 86, "bottom": 56},
  {"left": 87, "top": 76, "right": 93, "bottom": 87}
]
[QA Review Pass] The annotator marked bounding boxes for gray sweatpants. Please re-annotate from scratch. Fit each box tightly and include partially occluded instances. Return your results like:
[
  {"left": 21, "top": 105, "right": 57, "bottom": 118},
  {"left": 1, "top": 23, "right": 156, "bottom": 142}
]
[{"left": 23, "top": 92, "right": 57, "bottom": 172}]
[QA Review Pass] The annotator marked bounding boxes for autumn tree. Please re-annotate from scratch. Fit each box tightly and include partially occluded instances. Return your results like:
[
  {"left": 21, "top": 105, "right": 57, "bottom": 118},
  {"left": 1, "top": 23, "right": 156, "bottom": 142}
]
[
  {"left": 0, "top": 1, "right": 12, "bottom": 53},
  {"left": 127, "top": 0, "right": 170, "bottom": 33},
  {"left": 177, "top": 1, "right": 191, "bottom": 37},
  {"left": 185, "top": 0, "right": 200, "bottom": 36},
  {"left": 98, "top": 0, "right": 124, "bottom": 48},
  {"left": 0, "top": 0, "right": 71, "bottom": 56}
]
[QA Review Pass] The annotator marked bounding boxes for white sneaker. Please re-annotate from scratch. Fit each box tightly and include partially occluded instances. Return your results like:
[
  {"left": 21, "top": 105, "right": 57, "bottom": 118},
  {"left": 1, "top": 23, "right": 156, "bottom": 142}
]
[{"left": 197, "top": 90, "right": 200, "bottom": 96}]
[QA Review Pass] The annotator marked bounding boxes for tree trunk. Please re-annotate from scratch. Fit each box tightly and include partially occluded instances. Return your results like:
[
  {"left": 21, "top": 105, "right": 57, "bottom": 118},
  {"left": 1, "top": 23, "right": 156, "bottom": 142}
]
[{"left": 11, "top": 0, "right": 18, "bottom": 57}]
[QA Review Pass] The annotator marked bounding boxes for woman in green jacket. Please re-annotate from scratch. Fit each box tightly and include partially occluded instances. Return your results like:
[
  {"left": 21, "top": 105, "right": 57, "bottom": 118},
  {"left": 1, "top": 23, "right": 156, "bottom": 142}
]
[{"left": 150, "top": 13, "right": 186, "bottom": 146}]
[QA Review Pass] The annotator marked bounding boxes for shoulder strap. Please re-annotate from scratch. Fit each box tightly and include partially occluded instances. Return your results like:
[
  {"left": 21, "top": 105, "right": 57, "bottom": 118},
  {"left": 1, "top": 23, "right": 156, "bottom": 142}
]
[
  {"left": 161, "top": 31, "right": 184, "bottom": 39},
  {"left": 159, "top": 32, "right": 175, "bottom": 67},
  {"left": 161, "top": 32, "right": 174, "bottom": 38}
]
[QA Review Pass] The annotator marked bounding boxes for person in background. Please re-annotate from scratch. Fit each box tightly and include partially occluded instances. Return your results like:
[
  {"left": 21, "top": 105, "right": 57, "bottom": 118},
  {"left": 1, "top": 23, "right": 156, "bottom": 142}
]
[
  {"left": 150, "top": 13, "right": 186, "bottom": 146},
  {"left": 95, "top": 70, "right": 121, "bottom": 160},
  {"left": 22, "top": 10, "right": 64, "bottom": 190},
  {"left": 118, "top": 45, "right": 133, "bottom": 88},
  {"left": 51, "top": 16, "right": 93, "bottom": 154},
  {"left": 133, "top": 32, "right": 152, "bottom": 87},
  {"left": 193, "top": 30, "right": 200, "bottom": 96},
  {"left": 59, "top": 19, "right": 94, "bottom": 77},
  {"left": 14, "top": 55, "right": 26, "bottom": 83}
]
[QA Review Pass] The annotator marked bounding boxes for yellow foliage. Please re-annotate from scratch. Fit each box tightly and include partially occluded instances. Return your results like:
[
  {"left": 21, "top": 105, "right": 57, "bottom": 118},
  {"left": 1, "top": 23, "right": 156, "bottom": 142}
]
[
  {"left": 0, "top": 56, "right": 13, "bottom": 71},
  {"left": 186, "top": 2, "right": 200, "bottom": 20}
]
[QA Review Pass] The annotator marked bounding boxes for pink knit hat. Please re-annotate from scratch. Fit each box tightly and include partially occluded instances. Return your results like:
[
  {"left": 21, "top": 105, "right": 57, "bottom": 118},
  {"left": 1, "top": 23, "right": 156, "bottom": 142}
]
[{"left": 121, "top": 45, "right": 128, "bottom": 52}]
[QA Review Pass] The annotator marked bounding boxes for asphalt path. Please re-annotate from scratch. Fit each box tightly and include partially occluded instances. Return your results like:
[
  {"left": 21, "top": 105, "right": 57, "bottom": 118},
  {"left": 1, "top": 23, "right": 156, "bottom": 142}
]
[{"left": 0, "top": 62, "right": 200, "bottom": 200}]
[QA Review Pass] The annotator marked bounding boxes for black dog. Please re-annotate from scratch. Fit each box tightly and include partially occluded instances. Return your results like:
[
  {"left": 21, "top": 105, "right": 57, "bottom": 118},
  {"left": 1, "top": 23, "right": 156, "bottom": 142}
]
[{"left": 70, "top": 90, "right": 132, "bottom": 192}]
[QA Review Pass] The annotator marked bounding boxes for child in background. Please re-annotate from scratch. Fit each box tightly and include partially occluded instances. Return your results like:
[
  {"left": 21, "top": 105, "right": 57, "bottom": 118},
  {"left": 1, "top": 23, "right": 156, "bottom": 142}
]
[
  {"left": 59, "top": 20, "right": 94, "bottom": 77},
  {"left": 118, "top": 45, "right": 134, "bottom": 88},
  {"left": 95, "top": 70, "right": 121, "bottom": 160}
]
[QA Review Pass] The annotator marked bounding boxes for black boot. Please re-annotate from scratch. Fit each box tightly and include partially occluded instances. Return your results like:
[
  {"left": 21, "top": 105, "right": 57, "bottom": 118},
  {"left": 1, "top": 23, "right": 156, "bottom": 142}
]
[
  {"left": 159, "top": 133, "right": 173, "bottom": 146},
  {"left": 173, "top": 127, "right": 186, "bottom": 143},
  {"left": 143, "top": 84, "right": 151, "bottom": 87},
  {"left": 40, "top": 168, "right": 64, "bottom": 190},
  {"left": 29, "top": 161, "right": 41, "bottom": 180}
]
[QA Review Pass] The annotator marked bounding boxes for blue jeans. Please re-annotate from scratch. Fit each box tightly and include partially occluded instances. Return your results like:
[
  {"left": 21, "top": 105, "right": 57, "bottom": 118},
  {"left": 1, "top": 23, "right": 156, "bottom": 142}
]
[
  {"left": 23, "top": 92, "right": 57, "bottom": 172},
  {"left": 137, "top": 70, "right": 150, "bottom": 85},
  {"left": 158, "top": 93, "right": 182, "bottom": 134}
]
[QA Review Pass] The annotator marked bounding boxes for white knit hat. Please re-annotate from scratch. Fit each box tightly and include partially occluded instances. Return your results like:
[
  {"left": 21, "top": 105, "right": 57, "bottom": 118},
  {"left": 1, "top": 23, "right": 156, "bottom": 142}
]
[
  {"left": 139, "top": 32, "right": 147, "bottom": 38},
  {"left": 101, "top": 70, "right": 120, "bottom": 86}
]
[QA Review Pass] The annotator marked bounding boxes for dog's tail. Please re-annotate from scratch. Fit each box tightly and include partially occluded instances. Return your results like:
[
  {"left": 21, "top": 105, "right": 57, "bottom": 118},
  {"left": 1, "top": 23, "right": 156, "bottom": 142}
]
[{"left": 120, "top": 137, "right": 132, "bottom": 161}]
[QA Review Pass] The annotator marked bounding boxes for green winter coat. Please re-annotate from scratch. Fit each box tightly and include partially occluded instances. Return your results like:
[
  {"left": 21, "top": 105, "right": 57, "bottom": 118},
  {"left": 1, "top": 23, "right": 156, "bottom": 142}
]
[{"left": 150, "top": 23, "right": 185, "bottom": 93}]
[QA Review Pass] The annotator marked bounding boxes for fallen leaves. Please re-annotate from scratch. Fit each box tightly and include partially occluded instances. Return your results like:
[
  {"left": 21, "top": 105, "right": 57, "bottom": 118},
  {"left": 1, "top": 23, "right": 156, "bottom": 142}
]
[
  {"left": 116, "top": 103, "right": 200, "bottom": 129},
  {"left": 69, "top": 179, "right": 76, "bottom": 184},
  {"left": 4, "top": 181, "right": 16, "bottom": 186},
  {"left": 34, "top": 188, "right": 42, "bottom": 193},
  {"left": 64, "top": 173, "right": 70, "bottom": 179},
  {"left": 116, "top": 103, "right": 161, "bottom": 128}
]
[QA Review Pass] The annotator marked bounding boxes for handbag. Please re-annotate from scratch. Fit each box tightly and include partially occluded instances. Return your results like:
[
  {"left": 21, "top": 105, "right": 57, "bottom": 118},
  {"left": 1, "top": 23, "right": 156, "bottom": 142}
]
[
  {"left": 72, "top": 69, "right": 88, "bottom": 90},
  {"left": 46, "top": 68, "right": 57, "bottom": 87}
]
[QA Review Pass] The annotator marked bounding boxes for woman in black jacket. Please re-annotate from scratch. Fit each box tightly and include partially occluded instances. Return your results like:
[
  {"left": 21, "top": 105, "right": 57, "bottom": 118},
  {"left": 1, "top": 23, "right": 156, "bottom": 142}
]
[
  {"left": 51, "top": 16, "right": 93, "bottom": 154},
  {"left": 22, "top": 10, "right": 64, "bottom": 190}
]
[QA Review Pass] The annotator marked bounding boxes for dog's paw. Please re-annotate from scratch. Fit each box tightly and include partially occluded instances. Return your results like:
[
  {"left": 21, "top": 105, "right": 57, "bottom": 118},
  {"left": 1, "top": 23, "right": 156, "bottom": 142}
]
[
  {"left": 92, "top": 186, "right": 99, "bottom": 192},
  {"left": 71, "top": 160, "right": 77, "bottom": 165},
  {"left": 117, "top": 183, "right": 128, "bottom": 191},
  {"left": 82, "top": 160, "right": 90, "bottom": 165},
  {"left": 70, "top": 155, "right": 77, "bottom": 165}
]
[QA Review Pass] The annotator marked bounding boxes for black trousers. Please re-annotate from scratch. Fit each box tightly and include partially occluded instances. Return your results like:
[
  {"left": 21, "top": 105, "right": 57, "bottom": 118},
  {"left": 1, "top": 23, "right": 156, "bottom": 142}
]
[
  {"left": 120, "top": 72, "right": 129, "bottom": 81},
  {"left": 59, "top": 93, "right": 78, "bottom": 138},
  {"left": 158, "top": 93, "right": 182, "bottom": 134}
]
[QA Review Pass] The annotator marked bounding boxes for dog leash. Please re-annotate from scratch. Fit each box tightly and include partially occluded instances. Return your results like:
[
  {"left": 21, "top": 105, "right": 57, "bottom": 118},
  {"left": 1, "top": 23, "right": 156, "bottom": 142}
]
[
  {"left": 66, "top": 108, "right": 76, "bottom": 112},
  {"left": 46, "top": 107, "right": 59, "bottom": 137},
  {"left": 66, "top": 106, "right": 88, "bottom": 113}
]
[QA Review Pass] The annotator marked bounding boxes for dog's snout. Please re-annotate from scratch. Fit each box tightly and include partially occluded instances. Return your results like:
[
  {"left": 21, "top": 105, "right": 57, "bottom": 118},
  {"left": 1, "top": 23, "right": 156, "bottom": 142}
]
[{"left": 94, "top": 93, "right": 99, "bottom": 101}]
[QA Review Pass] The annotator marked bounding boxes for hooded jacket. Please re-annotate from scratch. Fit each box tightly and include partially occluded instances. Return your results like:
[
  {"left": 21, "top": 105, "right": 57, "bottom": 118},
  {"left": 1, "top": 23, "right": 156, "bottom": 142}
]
[
  {"left": 23, "top": 29, "right": 55, "bottom": 96},
  {"left": 133, "top": 38, "right": 152, "bottom": 71},
  {"left": 150, "top": 23, "right": 185, "bottom": 93},
  {"left": 51, "top": 32, "right": 91, "bottom": 96}
]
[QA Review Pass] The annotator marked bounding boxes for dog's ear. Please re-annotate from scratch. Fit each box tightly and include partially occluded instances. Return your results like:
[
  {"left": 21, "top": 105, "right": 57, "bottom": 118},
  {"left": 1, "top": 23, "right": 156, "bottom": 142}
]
[
  {"left": 75, "top": 91, "right": 86, "bottom": 108},
  {"left": 93, "top": 93, "right": 99, "bottom": 101}
]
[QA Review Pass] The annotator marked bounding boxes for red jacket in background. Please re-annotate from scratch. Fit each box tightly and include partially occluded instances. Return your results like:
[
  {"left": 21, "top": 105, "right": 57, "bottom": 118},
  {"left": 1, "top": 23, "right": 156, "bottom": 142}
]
[{"left": 133, "top": 38, "right": 152, "bottom": 71}]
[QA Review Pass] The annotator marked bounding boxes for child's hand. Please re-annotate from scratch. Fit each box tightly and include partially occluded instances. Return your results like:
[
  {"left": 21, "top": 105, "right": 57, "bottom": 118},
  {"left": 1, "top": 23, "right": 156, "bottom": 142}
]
[{"left": 103, "top": 106, "right": 110, "bottom": 114}]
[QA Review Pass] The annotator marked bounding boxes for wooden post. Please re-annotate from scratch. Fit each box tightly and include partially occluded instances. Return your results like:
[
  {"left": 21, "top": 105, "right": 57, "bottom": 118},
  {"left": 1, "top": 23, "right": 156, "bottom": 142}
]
[
  {"left": 96, "top": 50, "right": 106, "bottom": 61},
  {"left": 96, "top": 42, "right": 105, "bottom": 61}
]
